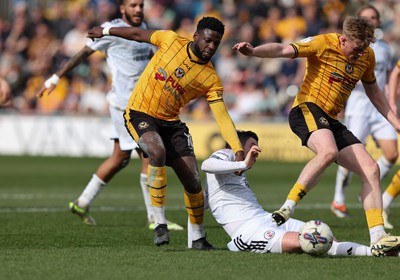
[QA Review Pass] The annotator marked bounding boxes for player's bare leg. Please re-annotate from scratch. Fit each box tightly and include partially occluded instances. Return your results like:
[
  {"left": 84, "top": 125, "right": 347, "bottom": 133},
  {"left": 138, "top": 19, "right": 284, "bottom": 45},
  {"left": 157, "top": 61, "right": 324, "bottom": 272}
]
[{"left": 273, "top": 129, "right": 337, "bottom": 225}]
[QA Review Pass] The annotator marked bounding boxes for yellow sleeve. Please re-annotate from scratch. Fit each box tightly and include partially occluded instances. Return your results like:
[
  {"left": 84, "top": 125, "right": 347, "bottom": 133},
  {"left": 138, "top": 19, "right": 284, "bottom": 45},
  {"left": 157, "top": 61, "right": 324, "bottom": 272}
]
[{"left": 209, "top": 100, "right": 243, "bottom": 153}]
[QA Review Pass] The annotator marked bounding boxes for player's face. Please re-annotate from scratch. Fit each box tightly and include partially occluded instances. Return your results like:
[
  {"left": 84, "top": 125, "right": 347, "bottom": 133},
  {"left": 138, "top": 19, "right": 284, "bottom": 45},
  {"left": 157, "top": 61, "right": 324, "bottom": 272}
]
[
  {"left": 192, "top": 29, "right": 222, "bottom": 62},
  {"left": 243, "top": 137, "right": 258, "bottom": 156},
  {"left": 121, "top": 0, "right": 144, "bottom": 27},
  {"left": 359, "top": 8, "right": 379, "bottom": 29},
  {"left": 340, "top": 36, "right": 367, "bottom": 62}
]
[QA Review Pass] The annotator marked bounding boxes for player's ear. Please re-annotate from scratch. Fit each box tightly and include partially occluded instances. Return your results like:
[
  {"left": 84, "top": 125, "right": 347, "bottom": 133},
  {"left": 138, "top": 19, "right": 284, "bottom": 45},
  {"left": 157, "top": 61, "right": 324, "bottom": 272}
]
[
  {"left": 193, "top": 31, "right": 199, "bottom": 41},
  {"left": 340, "top": 35, "right": 347, "bottom": 45}
]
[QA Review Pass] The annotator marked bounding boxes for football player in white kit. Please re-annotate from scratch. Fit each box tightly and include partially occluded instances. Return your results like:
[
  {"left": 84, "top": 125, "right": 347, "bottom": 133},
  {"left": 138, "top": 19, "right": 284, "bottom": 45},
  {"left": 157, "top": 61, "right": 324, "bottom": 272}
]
[
  {"left": 198, "top": 130, "right": 377, "bottom": 256},
  {"left": 37, "top": 0, "right": 182, "bottom": 230},
  {"left": 331, "top": 5, "right": 398, "bottom": 227}
]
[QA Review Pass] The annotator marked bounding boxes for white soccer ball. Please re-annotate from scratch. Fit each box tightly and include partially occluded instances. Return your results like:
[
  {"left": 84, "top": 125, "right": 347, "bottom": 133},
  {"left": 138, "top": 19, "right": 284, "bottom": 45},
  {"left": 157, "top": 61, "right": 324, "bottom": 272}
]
[{"left": 298, "top": 220, "right": 334, "bottom": 256}]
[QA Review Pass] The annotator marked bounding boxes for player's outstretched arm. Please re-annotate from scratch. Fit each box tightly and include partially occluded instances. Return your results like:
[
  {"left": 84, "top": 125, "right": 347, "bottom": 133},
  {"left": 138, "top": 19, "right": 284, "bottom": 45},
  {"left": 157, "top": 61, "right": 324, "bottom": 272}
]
[
  {"left": 364, "top": 81, "right": 400, "bottom": 133},
  {"left": 233, "top": 42, "right": 295, "bottom": 59},
  {"left": 36, "top": 46, "right": 94, "bottom": 98},
  {"left": 87, "top": 26, "right": 154, "bottom": 44},
  {"left": 388, "top": 64, "right": 400, "bottom": 115}
]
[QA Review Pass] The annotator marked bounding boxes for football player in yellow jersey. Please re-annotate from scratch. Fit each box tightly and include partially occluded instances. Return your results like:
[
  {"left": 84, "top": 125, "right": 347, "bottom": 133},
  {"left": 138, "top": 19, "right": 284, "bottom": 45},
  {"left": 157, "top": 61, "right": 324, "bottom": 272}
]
[
  {"left": 234, "top": 15, "right": 400, "bottom": 256},
  {"left": 87, "top": 17, "right": 244, "bottom": 250}
]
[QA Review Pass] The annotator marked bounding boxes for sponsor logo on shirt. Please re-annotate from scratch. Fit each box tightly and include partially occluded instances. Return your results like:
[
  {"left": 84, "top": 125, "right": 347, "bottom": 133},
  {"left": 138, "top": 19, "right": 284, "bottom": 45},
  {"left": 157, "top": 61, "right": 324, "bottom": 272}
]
[
  {"left": 329, "top": 72, "right": 343, "bottom": 83},
  {"left": 155, "top": 67, "right": 186, "bottom": 97}
]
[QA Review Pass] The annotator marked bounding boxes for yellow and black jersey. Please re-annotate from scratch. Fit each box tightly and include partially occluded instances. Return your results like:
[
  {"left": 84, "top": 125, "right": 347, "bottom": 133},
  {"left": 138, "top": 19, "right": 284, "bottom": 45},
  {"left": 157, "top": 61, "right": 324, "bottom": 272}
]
[
  {"left": 127, "top": 30, "right": 223, "bottom": 121},
  {"left": 291, "top": 33, "right": 376, "bottom": 119},
  {"left": 396, "top": 59, "right": 400, "bottom": 69}
]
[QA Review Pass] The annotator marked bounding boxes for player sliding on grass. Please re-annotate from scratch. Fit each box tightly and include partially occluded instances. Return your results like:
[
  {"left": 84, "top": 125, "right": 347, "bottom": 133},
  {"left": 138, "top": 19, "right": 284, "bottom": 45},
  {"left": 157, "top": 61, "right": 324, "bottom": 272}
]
[
  {"left": 87, "top": 16, "right": 244, "bottom": 250},
  {"left": 37, "top": 0, "right": 182, "bottom": 231},
  {"left": 200, "top": 130, "right": 387, "bottom": 256},
  {"left": 233, "top": 15, "right": 400, "bottom": 256}
]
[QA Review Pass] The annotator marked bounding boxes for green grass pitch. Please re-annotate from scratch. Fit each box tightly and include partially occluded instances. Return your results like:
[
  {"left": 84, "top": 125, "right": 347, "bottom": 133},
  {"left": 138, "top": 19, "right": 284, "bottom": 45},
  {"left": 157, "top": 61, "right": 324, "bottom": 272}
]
[{"left": 0, "top": 156, "right": 399, "bottom": 280}]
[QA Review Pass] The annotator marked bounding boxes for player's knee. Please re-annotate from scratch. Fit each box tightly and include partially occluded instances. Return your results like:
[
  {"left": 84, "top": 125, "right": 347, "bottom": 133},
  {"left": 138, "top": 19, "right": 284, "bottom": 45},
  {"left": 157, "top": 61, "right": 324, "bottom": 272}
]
[
  {"left": 119, "top": 157, "right": 130, "bottom": 169},
  {"left": 320, "top": 148, "right": 338, "bottom": 164},
  {"left": 145, "top": 147, "right": 166, "bottom": 163},
  {"left": 362, "top": 160, "right": 379, "bottom": 180}
]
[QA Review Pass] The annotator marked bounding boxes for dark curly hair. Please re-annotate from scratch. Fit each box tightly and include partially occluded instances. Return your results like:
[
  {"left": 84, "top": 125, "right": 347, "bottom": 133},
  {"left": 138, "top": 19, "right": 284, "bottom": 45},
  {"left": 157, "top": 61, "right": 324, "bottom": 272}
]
[{"left": 196, "top": 17, "right": 225, "bottom": 36}]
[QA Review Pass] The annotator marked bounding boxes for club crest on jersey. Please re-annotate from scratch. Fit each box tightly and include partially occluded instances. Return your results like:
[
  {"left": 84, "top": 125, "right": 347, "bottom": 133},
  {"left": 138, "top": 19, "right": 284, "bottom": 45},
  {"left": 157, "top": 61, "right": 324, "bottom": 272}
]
[
  {"left": 155, "top": 68, "right": 167, "bottom": 81},
  {"left": 174, "top": 68, "right": 185, "bottom": 78},
  {"left": 345, "top": 63, "right": 354, "bottom": 74},
  {"left": 319, "top": 117, "right": 329, "bottom": 126},
  {"left": 264, "top": 230, "right": 275, "bottom": 240},
  {"left": 138, "top": 122, "right": 149, "bottom": 130}
]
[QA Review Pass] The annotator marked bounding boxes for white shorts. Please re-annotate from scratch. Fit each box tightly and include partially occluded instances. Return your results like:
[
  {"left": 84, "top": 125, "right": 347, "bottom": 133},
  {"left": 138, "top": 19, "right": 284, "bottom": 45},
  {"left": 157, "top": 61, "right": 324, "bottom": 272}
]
[
  {"left": 109, "top": 105, "right": 139, "bottom": 151},
  {"left": 345, "top": 113, "right": 397, "bottom": 143},
  {"left": 226, "top": 214, "right": 304, "bottom": 254}
]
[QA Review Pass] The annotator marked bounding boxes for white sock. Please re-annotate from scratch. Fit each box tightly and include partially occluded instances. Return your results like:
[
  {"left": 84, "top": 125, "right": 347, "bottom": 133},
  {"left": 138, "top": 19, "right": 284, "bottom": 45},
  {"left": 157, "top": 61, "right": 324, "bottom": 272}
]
[
  {"left": 78, "top": 174, "right": 107, "bottom": 208},
  {"left": 377, "top": 156, "right": 393, "bottom": 181},
  {"left": 369, "top": 225, "right": 386, "bottom": 244},
  {"left": 382, "top": 191, "right": 394, "bottom": 210},
  {"left": 281, "top": 199, "right": 296, "bottom": 211},
  {"left": 189, "top": 220, "right": 204, "bottom": 242},
  {"left": 140, "top": 173, "right": 153, "bottom": 222},
  {"left": 328, "top": 240, "right": 371, "bottom": 256},
  {"left": 334, "top": 166, "right": 351, "bottom": 204},
  {"left": 187, "top": 216, "right": 193, "bottom": 248},
  {"left": 153, "top": 206, "right": 166, "bottom": 225}
]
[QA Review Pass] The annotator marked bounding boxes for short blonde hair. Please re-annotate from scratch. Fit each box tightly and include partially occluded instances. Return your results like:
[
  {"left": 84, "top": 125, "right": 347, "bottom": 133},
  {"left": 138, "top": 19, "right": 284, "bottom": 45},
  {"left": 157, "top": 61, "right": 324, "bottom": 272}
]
[{"left": 342, "top": 16, "right": 375, "bottom": 48}]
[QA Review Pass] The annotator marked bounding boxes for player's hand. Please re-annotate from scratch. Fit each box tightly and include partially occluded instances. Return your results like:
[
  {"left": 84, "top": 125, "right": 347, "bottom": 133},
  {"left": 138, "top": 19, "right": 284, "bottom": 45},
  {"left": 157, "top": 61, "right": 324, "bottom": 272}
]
[
  {"left": 234, "top": 150, "right": 245, "bottom": 176},
  {"left": 87, "top": 26, "right": 104, "bottom": 39},
  {"left": 244, "top": 145, "right": 261, "bottom": 170},
  {"left": 36, "top": 84, "right": 55, "bottom": 98},
  {"left": 37, "top": 74, "right": 59, "bottom": 98},
  {"left": 0, "top": 78, "right": 11, "bottom": 106},
  {"left": 232, "top": 42, "right": 254, "bottom": 56}
]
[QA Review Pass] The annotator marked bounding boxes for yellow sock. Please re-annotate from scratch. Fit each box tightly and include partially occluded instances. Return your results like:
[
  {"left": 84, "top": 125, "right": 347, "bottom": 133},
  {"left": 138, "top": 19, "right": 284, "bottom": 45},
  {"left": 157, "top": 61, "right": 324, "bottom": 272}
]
[
  {"left": 385, "top": 171, "right": 400, "bottom": 198},
  {"left": 147, "top": 165, "right": 167, "bottom": 207},
  {"left": 184, "top": 191, "right": 204, "bottom": 224},
  {"left": 365, "top": 208, "right": 384, "bottom": 228},
  {"left": 287, "top": 182, "right": 307, "bottom": 203}
]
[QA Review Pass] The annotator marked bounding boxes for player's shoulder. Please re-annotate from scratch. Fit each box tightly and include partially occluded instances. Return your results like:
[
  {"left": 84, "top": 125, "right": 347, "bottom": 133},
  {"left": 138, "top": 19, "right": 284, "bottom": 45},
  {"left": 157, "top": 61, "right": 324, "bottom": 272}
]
[
  {"left": 151, "top": 29, "right": 188, "bottom": 45},
  {"left": 102, "top": 18, "right": 126, "bottom": 28},
  {"left": 153, "top": 29, "right": 178, "bottom": 38},
  {"left": 211, "top": 148, "right": 234, "bottom": 160}
]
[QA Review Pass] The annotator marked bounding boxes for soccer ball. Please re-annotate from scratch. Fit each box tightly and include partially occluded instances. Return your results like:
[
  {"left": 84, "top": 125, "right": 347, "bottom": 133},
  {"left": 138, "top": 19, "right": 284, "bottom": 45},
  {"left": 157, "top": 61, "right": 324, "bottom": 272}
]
[{"left": 298, "top": 220, "right": 334, "bottom": 256}]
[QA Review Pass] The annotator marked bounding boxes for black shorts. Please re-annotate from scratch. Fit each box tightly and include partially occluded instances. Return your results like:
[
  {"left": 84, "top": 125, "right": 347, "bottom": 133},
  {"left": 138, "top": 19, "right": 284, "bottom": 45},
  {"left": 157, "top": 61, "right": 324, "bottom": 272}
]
[
  {"left": 125, "top": 110, "right": 195, "bottom": 164},
  {"left": 288, "top": 102, "right": 360, "bottom": 151}
]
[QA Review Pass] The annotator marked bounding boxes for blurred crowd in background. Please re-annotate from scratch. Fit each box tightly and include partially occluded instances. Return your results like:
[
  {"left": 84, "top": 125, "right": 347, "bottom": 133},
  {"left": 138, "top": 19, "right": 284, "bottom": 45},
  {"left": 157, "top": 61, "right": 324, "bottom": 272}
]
[{"left": 1, "top": 0, "right": 400, "bottom": 122}]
